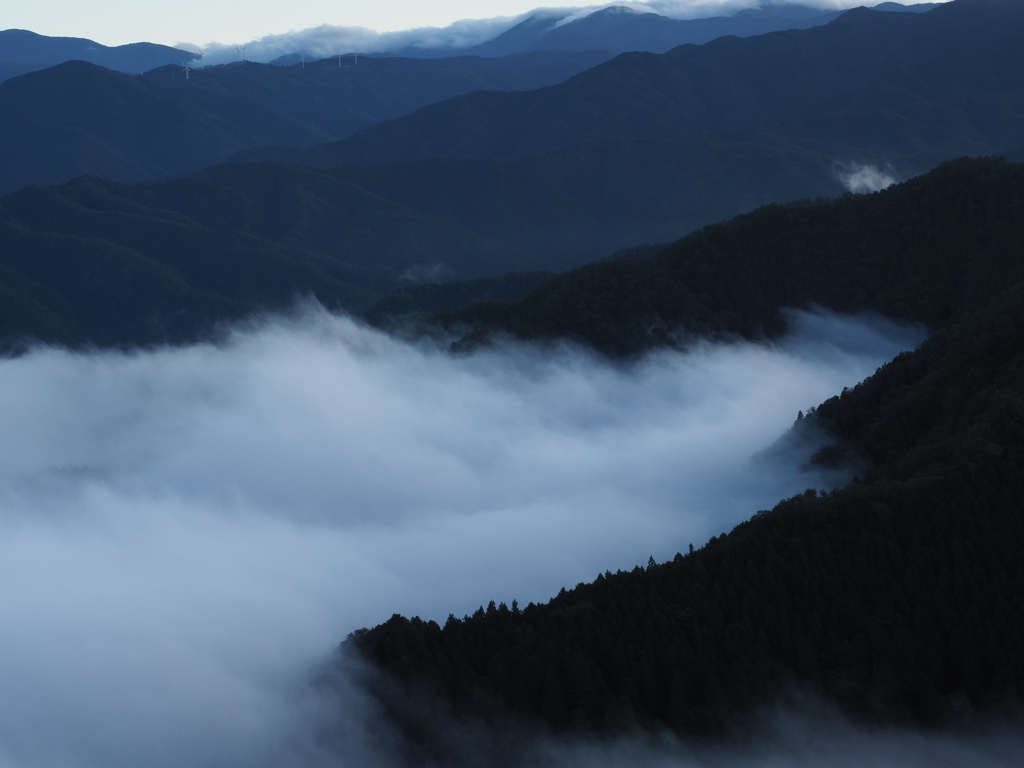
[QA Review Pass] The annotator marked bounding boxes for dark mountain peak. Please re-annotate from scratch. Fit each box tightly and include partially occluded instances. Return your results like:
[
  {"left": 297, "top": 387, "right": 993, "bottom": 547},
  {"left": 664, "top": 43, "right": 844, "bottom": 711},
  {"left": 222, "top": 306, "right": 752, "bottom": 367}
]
[
  {"left": 0, "top": 59, "right": 145, "bottom": 112},
  {"left": 1, "top": 28, "right": 98, "bottom": 63},
  {"left": 0, "top": 28, "right": 197, "bottom": 80},
  {"left": 17, "top": 57, "right": 126, "bottom": 77}
]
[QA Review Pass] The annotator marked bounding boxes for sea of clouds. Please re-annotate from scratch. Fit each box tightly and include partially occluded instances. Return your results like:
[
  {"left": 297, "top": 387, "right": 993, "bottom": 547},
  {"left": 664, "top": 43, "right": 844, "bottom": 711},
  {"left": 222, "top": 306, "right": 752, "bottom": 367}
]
[{"left": 5, "top": 305, "right": 1011, "bottom": 768}]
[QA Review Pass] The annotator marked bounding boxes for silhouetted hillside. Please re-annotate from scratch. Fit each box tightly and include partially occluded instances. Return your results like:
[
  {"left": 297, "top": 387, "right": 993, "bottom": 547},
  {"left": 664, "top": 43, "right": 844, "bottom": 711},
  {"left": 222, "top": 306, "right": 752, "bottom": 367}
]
[
  {"left": 2, "top": 154, "right": 1020, "bottom": 362},
  {"left": 438, "top": 157, "right": 1024, "bottom": 356},
  {"left": 343, "top": 161, "right": 1024, "bottom": 757},
  {"left": 0, "top": 158, "right": 551, "bottom": 350},
  {"left": 0, "top": 137, "right": 845, "bottom": 352},
  {"left": 349, "top": 286, "right": 1024, "bottom": 739}
]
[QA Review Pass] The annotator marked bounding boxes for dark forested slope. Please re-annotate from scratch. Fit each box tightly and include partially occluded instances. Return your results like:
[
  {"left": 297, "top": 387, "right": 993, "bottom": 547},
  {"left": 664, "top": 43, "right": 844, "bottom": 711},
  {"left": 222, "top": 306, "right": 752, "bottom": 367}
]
[
  {"left": 0, "top": 161, "right": 539, "bottom": 350},
  {"left": 2, "top": 155, "right": 1021, "bottom": 361},
  {"left": 440, "top": 157, "right": 1024, "bottom": 357},
  {"left": 345, "top": 205, "right": 1024, "bottom": 756},
  {"left": 0, "top": 144, "right": 854, "bottom": 352}
]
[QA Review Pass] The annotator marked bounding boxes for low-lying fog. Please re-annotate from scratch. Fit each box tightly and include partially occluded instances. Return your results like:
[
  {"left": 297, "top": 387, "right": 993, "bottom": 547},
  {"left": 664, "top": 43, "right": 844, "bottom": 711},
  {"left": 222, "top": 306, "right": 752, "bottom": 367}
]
[{"left": 3, "top": 305, "right": 1009, "bottom": 768}]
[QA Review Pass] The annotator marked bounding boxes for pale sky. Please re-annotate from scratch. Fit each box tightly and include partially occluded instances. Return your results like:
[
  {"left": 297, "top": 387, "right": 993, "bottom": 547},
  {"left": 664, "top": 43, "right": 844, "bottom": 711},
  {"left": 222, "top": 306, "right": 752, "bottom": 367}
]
[
  {"left": 6, "top": 0, "right": 567, "bottom": 47},
  {"left": 1, "top": 0, "right": 939, "bottom": 49}
]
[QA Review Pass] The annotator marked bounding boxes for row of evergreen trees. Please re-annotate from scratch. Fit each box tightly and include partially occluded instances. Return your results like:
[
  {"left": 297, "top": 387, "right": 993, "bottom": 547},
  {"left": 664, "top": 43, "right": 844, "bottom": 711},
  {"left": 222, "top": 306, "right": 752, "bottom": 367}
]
[{"left": 342, "top": 158, "right": 1024, "bottom": 750}]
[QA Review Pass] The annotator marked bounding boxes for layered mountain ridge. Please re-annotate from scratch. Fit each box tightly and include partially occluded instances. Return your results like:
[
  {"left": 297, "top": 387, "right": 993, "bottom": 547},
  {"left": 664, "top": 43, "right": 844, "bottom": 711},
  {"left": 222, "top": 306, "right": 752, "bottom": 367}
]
[
  {"left": 0, "top": 50, "right": 612, "bottom": 194},
  {"left": 2, "top": 0, "right": 1021, "bottom": 356},
  {"left": 0, "top": 28, "right": 198, "bottom": 82},
  {"left": 317, "top": 0, "right": 1024, "bottom": 168}
]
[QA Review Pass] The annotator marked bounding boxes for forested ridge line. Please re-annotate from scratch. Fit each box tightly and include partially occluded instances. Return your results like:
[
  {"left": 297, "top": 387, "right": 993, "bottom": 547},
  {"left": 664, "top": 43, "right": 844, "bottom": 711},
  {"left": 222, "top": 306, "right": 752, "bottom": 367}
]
[
  {"left": 342, "top": 169, "right": 1024, "bottom": 748},
  {"left": 440, "top": 156, "right": 1024, "bottom": 357}
]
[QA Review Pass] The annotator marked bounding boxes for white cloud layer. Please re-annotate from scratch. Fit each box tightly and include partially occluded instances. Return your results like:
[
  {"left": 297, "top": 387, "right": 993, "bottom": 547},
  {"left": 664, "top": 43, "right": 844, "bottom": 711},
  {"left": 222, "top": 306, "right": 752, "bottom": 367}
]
[
  {"left": 0, "top": 307, "right": 934, "bottom": 767},
  {"left": 191, "top": 0, "right": 939, "bottom": 63},
  {"left": 197, "top": 16, "right": 530, "bottom": 64}
]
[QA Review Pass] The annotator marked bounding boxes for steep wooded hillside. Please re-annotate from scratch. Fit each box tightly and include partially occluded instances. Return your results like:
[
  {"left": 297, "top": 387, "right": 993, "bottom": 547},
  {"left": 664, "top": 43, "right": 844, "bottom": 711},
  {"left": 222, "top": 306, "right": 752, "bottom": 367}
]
[
  {"left": 438, "top": 157, "right": 1024, "bottom": 356},
  {"left": 344, "top": 161, "right": 1024, "bottom": 760}
]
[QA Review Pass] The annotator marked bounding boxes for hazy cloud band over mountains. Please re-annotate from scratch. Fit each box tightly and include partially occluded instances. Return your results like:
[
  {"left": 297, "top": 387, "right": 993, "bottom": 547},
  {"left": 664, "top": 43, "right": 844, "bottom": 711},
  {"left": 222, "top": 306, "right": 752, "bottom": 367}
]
[{"left": 183, "top": 0, "right": 941, "bottom": 64}]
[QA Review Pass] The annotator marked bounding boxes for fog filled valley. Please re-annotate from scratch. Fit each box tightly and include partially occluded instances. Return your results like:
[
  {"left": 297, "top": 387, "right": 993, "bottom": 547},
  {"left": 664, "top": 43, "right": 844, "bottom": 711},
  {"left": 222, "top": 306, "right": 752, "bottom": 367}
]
[
  {"left": 3, "top": 0, "right": 1024, "bottom": 765},
  {"left": 0, "top": 306, "right": 919, "bottom": 765},
  {"left": 1, "top": 303, "right": 1022, "bottom": 765}
]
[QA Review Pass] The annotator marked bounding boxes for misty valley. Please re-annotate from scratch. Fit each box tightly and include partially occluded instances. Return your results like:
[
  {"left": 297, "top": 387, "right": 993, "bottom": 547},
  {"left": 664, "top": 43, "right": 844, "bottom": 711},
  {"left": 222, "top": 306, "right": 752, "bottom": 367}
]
[
  {"left": 2, "top": 1, "right": 1024, "bottom": 767},
  {"left": 0, "top": 308, "right": 919, "bottom": 763}
]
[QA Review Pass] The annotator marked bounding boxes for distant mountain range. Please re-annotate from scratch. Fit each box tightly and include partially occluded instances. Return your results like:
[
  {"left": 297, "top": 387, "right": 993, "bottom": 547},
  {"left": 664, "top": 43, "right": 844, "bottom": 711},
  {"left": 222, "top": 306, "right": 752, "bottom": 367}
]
[
  {"left": 0, "top": 50, "right": 611, "bottom": 194},
  {"left": 317, "top": 0, "right": 1021, "bottom": 168},
  {"left": 255, "top": 0, "right": 1024, "bottom": 267},
  {"left": 0, "top": 3, "right": 946, "bottom": 198},
  {"left": 1, "top": 3, "right": 935, "bottom": 75},
  {"left": 0, "top": 0, "right": 1020, "bottom": 353},
  {"left": 0, "top": 28, "right": 198, "bottom": 82}
]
